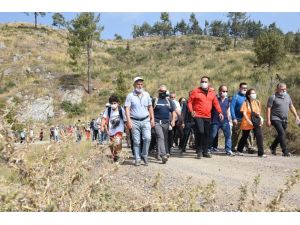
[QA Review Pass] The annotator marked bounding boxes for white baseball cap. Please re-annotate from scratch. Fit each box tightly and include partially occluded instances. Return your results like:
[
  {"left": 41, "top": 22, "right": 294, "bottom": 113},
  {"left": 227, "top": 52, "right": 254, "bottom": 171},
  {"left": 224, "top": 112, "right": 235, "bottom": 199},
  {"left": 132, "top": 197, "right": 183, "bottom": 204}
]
[{"left": 133, "top": 76, "right": 144, "bottom": 83}]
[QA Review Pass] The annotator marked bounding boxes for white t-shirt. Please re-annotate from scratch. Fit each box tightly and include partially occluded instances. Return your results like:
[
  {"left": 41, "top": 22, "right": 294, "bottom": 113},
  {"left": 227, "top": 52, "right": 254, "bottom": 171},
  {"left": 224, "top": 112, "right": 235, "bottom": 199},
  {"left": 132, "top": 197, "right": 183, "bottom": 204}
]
[{"left": 103, "top": 107, "right": 127, "bottom": 136}]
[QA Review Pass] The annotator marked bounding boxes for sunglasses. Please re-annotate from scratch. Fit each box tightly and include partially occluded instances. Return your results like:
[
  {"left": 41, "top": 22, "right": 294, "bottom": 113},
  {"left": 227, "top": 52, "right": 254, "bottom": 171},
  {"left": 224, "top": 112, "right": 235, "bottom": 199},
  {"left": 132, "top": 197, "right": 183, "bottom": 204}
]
[{"left": 222, "top": 91, "right": 228, "bottom": 93}]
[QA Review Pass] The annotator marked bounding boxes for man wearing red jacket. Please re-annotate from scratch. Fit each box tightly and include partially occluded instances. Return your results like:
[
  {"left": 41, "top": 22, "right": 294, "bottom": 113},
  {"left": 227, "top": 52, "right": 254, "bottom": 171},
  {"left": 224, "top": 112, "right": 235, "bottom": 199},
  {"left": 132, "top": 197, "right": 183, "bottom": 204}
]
[{"left": 188, "top": 76, "right": 224, "bottom": 158}]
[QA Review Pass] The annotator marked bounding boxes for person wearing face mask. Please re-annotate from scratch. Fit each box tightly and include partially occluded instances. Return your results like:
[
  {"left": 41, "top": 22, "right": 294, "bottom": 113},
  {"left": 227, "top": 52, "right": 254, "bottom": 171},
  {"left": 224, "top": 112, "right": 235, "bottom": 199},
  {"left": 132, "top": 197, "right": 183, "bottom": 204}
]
[
  {"left": 237, "top": 89, "right": 266, "bottom": 157},
  {"left": 230, "top": 82, "right": 254, "bottom": 153},
  {"left": 188, "top": 76, "right": 224, "bottom": 159},
  {"left": 209, "top": 85, "right": 234, "bottom": 156},
  {"left": 101, "top": 95, "right": 127, "bottom": 163},
  {"left": 125, "top": 76, "right": 154, "bottom": 166},
  {"left": 153, "top": 85, "right": 177, "bottom": 164},
  {"left": 267, "top": 83, "right": 300, "bottom": 157}
]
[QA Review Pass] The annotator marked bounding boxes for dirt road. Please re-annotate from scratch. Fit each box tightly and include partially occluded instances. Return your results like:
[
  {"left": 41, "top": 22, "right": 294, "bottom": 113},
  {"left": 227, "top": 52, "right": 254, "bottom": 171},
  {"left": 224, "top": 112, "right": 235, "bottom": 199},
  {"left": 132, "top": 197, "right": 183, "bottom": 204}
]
[{"left": 110, "top": 148, "right": 300, "bottom": 211}]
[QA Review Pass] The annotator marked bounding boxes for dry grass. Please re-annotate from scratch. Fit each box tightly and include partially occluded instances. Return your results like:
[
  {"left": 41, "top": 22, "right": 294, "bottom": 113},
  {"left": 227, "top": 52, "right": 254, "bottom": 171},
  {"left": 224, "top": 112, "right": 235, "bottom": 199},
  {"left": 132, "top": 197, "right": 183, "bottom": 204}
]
[{"left": 1, "top": 107, "right": 300, "bottom": 212}]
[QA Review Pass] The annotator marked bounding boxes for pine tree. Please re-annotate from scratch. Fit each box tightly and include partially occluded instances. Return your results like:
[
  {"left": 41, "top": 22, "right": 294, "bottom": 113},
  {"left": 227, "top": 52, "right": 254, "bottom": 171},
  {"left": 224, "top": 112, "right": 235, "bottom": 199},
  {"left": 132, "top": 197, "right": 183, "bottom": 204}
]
[
  {"left": 52, "top": 13, "right": 66, "bottom": 28},
  {"left": 227, "top": 12, "right": 248, "bottom": 48},
  {"left": 114, "top": 72, "right": 128, "bottom": 105},
  {"left": 189, "top": 13, "right": 202, "bottom": 35},
  {"left": 292, "top": 32, "right": 300, "bottom": 54},
  {"left": 25, "top": 12, "right": 46, "bottom": 29},
  {"left": 254, "top": 29, "right": 285, "bottom": 72},
  {"left": 67, "top": 13, "right": 103, "bottom": 94}
]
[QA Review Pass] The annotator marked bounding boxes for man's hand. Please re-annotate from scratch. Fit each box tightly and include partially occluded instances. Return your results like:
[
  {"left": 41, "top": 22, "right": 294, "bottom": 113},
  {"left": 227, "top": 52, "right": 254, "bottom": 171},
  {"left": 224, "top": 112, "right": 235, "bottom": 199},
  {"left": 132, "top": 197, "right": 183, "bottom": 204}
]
[
  {"left": 233, "top": 119, "right": 238, "bottom": 126},
  {"left": 267, "top": 120, "right": 271, "bottom": 127},
  {"left": 150, "top": 118, "right": 155, "bottom": 128},
  {"left": 171, "top": 120, "right": 175, "bottom": 127},
  {"left": 127, "top": 120, "right": 133, "bottom": 130},
  {"left": 219, "top": 113, "right": 224, "bottom": 121},
  {"left": 191, "top": 111, "right": 196, "bottom": 117}
]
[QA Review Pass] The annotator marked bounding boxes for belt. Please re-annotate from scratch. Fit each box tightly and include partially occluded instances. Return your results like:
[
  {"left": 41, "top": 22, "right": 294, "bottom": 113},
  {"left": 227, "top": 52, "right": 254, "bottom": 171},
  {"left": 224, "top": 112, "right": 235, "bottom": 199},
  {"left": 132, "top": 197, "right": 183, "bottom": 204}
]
[
  {"left": 130, "top": 115, "right": 149, "bottom": 121},
  {"left": 155, "top": 119, "right": 169, "bottom": 124}
]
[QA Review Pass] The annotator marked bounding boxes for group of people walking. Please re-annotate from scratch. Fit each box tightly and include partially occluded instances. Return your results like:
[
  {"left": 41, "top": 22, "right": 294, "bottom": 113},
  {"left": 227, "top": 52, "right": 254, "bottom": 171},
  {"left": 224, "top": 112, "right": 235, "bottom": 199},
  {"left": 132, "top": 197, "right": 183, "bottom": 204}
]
[{"left": 100, "top": 76, "right": 299, "bottom": 166}]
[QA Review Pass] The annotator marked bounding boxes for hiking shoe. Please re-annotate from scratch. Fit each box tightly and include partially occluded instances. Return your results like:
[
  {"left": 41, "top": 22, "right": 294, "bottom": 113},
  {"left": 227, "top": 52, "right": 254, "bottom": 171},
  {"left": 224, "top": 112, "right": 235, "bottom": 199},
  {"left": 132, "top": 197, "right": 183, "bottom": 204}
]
[
  {"left": 202, "top": 153, "right": 212, "bottom": 158},
  {"left": 236, "top": 152, "right": 244, "bottom": 156},
  {"left": 247, "top": 148, "right": 256, "bottom": 154},
  {"left": 196, "top": 152, "right": 202, "bottom": 159},
  {"left": 156, "top": 154, "right": 162, "bottom": 161},
  {"left": 166, "top": 153, "right": 170, "bottom": 158},
  {"left": 142, "top": 157, "right": 148, "bottom": 166},
  {"left": 161, "top": 155, "right": 168, "bottom": 164},
  {"left": 226, "top": 151, "right": 235, "bottom": 156},
  {"left": 283, "top": 152, "right": 292, "bottom": 157},
  {"left": 113, "top": 155, "right": 120, "bottom": 162},
  {"left": 134, "top": 160, "right": 141, "bottom": 166},
  {"left": 258, "top": 154, "right": 267, "bottom": 158},
  {"left": 270, "top": 148, "right": 277, "bottom": 155}
]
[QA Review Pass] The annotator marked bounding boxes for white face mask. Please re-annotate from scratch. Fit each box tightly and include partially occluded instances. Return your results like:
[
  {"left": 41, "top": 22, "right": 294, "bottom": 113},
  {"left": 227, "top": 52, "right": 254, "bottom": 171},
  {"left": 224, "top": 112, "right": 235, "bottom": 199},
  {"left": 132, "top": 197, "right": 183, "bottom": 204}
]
[
  {"left": 221, "top": 92, "right": 228, "bottom": 98},
  {"left": 250, "top": 94, "right": 257, "bottom": 100},
  {"left": 200, "top": 82, "right": 208, "bottom": 89},
  {"left": 240, "top": 90, "right": 247, "bottom": 95},
  {"left": 111, "top": 103, "right": 118, "bottom": 110},
  {"left": 135, "top": 88, "right": 143, "bottom": 94}
]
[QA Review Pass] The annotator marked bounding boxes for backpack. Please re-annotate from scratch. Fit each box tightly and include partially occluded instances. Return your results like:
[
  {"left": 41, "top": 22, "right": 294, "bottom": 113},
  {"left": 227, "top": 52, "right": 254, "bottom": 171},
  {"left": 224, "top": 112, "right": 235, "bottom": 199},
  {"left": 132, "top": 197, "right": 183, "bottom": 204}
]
[
  {"left": 153, "top": 97, "right": 171, "bottom": 110},
  {"left": 107, "top": 106, "right": 124, "bottom": 121}
]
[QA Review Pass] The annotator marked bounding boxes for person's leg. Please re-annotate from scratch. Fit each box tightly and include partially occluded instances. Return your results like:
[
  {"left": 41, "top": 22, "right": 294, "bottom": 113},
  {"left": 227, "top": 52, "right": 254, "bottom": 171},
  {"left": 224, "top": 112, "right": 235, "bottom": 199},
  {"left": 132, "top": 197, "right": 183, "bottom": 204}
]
[
  {"left": 253, "top": 126, "right": 264, "bottom": 156},
  {"left": 222, "top": 122, "right": 232, "bottom": 154},
  {"left": 155, "top": 123, "right": 166, "bottom": 156},
  {"left": 231, "top": 121, "right": 242, "bottom": 152},
  {"left": 181, "top": 122, "right": 192, "bottom": 152},
  {"left": 131, "top": 120, "right": 142, "bottom": 162},
  {"left": 209, "top": 123, "right": 219, "bottom": 150},
  {"left": 162, "top": 123, "right": 169, "bottom": 157},
  {"left": 237, "top": 130, "right": 250, "bottom": 153},
  {"left": 202, "top": 119, "right": 211, "bottom": 155},
  {"left": 271, "top": 120, "right": 288, "bottom": 155},
  {"left": 213, "top": 132, "right": 219, "bottom": 149},
  {"left": 141, "top": 119, "right": 151, "bottom": 164},
  {"left": 194, "top": 118, "right": 205, "bottom": 157}
]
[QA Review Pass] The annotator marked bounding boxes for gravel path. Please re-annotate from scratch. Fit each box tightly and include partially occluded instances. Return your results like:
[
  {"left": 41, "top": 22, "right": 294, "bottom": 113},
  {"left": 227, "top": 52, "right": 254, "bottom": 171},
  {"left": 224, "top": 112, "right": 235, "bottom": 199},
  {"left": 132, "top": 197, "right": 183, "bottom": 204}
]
[{"left": 109, "top": 147, "right": 300, "bottom": 211}]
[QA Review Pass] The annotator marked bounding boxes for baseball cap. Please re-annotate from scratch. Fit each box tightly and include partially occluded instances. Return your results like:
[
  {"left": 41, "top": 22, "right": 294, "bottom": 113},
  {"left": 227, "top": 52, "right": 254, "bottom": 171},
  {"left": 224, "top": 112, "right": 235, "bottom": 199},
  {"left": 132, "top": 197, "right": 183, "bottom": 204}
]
[{"left": 133, "top": 76, "right": 144, "bottom": 83}]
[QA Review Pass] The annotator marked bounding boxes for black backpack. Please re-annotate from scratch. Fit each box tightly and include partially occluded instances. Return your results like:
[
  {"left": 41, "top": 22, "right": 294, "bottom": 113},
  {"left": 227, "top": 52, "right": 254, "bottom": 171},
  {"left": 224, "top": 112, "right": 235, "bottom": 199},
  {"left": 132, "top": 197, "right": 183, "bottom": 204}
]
[{"left": 107, "top": 106, "right": 124, "bottom": 121}]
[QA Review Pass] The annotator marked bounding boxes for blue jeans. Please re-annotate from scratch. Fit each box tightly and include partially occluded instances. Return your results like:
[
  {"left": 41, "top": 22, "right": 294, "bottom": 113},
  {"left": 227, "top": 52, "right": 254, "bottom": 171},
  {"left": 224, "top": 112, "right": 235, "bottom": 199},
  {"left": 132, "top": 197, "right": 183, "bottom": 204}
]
[
  {"left": 209, "top": 122, "right": 232, "bottom": 153},
  {"left": 98, "top": 130, "right": 108, "bottom": 144},
  {"left": 131, "top": 118, "right": 151, "bottom": 161}
]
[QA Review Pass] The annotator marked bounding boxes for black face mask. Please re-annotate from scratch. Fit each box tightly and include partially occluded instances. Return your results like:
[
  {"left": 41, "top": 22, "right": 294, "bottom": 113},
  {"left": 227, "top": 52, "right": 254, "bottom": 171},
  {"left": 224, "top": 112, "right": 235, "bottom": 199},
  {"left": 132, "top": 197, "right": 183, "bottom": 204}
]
[{"left": 159, "top": 92, "right": 167, "bottom": 99}]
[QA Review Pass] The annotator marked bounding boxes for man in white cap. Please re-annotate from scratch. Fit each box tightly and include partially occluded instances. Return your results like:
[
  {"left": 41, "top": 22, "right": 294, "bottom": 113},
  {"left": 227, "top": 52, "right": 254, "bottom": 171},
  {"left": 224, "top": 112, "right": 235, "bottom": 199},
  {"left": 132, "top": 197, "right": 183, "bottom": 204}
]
[{"left": 125, "top": 76, "right": 154, "bottom": 166}]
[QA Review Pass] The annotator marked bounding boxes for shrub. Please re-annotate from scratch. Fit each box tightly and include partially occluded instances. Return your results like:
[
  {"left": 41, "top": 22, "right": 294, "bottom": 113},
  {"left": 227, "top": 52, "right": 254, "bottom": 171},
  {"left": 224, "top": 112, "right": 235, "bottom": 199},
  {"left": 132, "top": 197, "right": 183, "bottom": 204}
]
[{"left": 61, "top": 101, "right": 86, "bottom": 116}]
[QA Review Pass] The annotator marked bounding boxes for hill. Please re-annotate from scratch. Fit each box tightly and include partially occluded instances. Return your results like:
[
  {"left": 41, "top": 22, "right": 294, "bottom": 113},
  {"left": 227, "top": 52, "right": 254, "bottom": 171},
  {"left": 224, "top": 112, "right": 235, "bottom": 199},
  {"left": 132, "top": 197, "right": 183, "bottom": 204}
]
[{"left": 0, "top": 22, "right": 299, "bottom": 153}]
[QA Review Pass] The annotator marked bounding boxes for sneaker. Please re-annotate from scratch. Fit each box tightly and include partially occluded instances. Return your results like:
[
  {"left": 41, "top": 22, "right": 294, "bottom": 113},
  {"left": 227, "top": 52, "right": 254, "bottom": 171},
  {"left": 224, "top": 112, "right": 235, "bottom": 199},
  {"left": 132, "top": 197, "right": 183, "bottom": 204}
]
[
  {"left": 236, "top": 152, "right": 244, "bottom": 156},
  {"left": 212, "top": 147, "right": 220, "bottom": 152},
  {"left": 196, "top": 152, "right": 202, "bottom": 159},
  {"left": 283, "top": 152, "right": 292, "bottom": 157},
  {"left": 202, "top": 153, "right": 212, "bottom": 158},
  {"left": 226, "top": 151, "right": 235, "bottom": 156},
  {"left": 269, "top": 147, "right": 276, "bottom": 155},
  {"left": 134, "top": 160, "right": 141, "bottom": 166},
  {"left": 166, "top": 153, "right": 170, "bottom": 158},
  {"left": 161, "top": 155, "right": 168, "bottom": 164},
  {"left": 258, "top": 154, "right": 267, "bottom": 158},
  {"left": 142, "top": 156, "right": 148, "bottom": 166}
]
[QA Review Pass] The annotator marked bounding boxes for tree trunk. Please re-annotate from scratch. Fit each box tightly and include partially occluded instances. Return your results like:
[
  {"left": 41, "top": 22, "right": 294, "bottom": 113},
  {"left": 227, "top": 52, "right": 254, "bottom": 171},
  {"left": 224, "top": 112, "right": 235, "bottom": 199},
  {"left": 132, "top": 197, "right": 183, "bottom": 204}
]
[
  {"left": 234, "top": 36, "right": 237, "bottom": 48},
  {"left": 34, "top": 13, "right": 37, "bottom": 29},
  {"left": 87, "top": 45, "right": 92, "bottom": 94}
]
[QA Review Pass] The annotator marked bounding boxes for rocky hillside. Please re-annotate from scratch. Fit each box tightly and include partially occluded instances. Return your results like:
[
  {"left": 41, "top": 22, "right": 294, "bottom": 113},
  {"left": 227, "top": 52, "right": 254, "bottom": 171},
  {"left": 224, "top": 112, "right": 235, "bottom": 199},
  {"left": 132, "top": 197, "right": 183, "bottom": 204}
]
[{"left": 0, "top": 23, "right": 299, "bottom": 152}]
